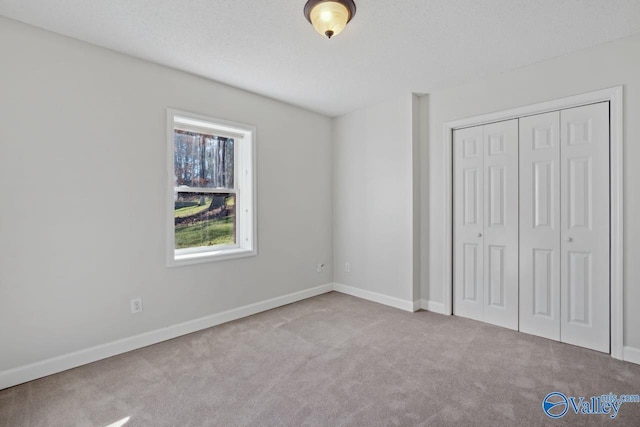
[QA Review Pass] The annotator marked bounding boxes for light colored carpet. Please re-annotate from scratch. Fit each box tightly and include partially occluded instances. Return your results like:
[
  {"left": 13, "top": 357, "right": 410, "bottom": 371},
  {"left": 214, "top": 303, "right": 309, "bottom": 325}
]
[{"left": 1, "top": 292, "right": 639, "bottom": 426}]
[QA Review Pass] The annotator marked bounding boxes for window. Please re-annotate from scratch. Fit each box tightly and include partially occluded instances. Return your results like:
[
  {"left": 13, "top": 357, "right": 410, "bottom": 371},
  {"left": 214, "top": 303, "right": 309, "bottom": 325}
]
[{"left": 167, "top": 109, "right": 256, "bottom": 266}]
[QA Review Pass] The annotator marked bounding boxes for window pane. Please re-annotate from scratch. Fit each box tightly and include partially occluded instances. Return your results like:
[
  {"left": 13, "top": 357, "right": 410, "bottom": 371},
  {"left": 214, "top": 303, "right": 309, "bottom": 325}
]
[
  {"left": 174, "top": 192, "right": 236, "bottom": 249},
  {"left": 174, "top": 130, "right": 234, "bottom": 189}
]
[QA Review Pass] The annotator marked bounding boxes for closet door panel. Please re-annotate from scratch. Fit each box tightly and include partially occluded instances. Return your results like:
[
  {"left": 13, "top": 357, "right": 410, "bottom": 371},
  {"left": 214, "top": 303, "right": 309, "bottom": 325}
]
[
  {"left": 560, "top": 102, "right": 610, "bottom": 353},
  {"left": 454, "top": 126, "right": 484, "bottom": 322},
  {"left": 483, "top": 119, "right": 519, "bottom": 330},
  {"left": 519, "top": 112, "right": 561, "bottom": 340}
]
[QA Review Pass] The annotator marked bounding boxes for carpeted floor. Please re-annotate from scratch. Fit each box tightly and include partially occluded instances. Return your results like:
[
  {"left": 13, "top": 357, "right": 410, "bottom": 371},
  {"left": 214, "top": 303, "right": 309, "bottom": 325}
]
[{"left": 1, "top": 292, "right": 639, "bottom": 426}]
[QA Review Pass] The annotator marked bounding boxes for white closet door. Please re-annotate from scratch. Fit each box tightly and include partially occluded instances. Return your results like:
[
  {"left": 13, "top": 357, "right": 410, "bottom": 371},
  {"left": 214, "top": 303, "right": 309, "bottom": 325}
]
[
  {"left": 519, "top": 112, "right": 561, "bottom": 340},
  {"left": 454, "top": 126, "right": 484, "bottom": 322},
  {"left": 483, "top": 120, "right": 519, "bottom": 330},
  {"left": 560, "top": 102, "right": 610, "bottom": 353},
  {"left": 454, "top": 120, "right": 518, "bottom": 328}
]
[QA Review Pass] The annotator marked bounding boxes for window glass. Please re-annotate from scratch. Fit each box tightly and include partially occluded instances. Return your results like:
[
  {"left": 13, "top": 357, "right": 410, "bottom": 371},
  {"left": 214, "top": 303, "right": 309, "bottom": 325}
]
[
  {"left": 174, "top": 192, "right": 236, "bottom": 249},
  {"left": 174, "top": 130, "right": 234, "bottom": 189}
]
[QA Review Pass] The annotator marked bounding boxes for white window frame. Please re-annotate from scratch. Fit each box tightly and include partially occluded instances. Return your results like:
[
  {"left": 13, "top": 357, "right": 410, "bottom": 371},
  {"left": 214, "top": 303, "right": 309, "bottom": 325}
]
[{"left": 167, "top": 109, "right": 257, "bottom": 267}]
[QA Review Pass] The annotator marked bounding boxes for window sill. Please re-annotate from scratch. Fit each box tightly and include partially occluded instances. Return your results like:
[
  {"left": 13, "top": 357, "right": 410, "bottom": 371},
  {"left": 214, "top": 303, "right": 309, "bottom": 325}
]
[{"left": 168, "top": 247, "right": 256, "bottom": 268}]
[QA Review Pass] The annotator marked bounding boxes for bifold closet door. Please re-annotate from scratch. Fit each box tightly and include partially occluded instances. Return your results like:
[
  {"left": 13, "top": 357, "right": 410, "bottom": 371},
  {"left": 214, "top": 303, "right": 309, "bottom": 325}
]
[
  {"left": 520, "top": 102, "right": 610, "bottom": 353},
  {"left": 519, "top": 112, "right": 561, "bottom": 341},
  {"left": 454, "top": 119, "right": 518, "bottom": 330},
  {"left": 454, "top": 125, "right": 484, "bottom": 322},
  {"left": 560, "top": 102, "right": 610, "bottom": 353}
]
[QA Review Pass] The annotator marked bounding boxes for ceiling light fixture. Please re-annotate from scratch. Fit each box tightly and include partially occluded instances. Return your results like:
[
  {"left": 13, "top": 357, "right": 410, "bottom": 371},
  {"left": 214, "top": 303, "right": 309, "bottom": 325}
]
[{"left": 304, "top": 0, "right": 356, "bottom": 39}]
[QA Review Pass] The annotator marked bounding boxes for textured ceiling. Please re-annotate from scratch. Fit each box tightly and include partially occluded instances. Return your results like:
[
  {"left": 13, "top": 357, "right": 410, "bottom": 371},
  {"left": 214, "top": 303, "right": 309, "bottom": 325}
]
[{"left": 1, "top": 0, "right": 640, "bottom": 116}]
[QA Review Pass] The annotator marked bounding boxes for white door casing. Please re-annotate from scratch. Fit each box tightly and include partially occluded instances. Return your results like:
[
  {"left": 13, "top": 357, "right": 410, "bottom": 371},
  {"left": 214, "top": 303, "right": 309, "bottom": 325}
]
[
  {"left": 519, "top": 112, "right": 561, "bottom": 341},
  {"left": 560, "top": 102, "right": 610, "bottom": 353},
  {"left": 443, "top": 87, "right": 623, "bottom": 360}
]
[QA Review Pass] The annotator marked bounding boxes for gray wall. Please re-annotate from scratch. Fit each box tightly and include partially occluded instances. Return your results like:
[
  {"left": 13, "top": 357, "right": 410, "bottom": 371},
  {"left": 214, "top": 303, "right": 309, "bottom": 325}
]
[
  {"left": 0, "top": 17, "right": 333, "bottom": 372},
  {"left": 333, "top": 94, "right": 422, "bottom": 304}
]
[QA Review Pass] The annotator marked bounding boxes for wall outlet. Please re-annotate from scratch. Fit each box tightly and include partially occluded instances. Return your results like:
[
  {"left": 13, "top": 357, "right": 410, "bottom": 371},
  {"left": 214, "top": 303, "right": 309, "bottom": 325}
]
[
  {"left": 345, "top": 262, "right": 351, "bottom": 273},
  {"left": 316, "top": 263, "right": 325, "bottom": 273},
  {"left": 130, "top": 297, "right": 143, "bottom": 314}
]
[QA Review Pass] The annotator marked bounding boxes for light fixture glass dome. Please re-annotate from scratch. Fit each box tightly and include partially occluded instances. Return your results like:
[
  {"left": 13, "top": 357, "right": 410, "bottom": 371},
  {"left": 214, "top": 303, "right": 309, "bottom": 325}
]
[{"left": 304, "top": 0, "right": 356, "bottom": 39}]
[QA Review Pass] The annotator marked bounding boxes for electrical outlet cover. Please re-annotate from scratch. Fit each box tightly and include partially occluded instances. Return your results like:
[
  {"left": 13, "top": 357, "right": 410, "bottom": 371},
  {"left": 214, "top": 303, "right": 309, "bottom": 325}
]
[{"left": 130, "top": 298, "right": 143, "bottom": 314}]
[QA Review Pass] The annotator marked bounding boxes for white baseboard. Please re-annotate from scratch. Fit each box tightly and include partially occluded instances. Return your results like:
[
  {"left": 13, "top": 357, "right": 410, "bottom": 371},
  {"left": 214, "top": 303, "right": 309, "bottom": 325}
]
[
  {"left": 333, "top": 283, "right": 417, "bottom": 312},
  {"left": 0, "top": 283, "right": 333, "bottom": 391},
  {"left": 4, "top": 282, "right": 634, "bottom": 390},
  {"left": 420, "top": 299, "right": 449, "bottom": 315},
  {"left": 623, "top": 346, "right": 640, "bottom": 365}
]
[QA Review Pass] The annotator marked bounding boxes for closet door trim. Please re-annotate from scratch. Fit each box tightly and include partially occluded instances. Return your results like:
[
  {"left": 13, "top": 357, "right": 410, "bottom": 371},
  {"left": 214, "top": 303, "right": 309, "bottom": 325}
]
[{"left": 441, "top": 86, "right": 624, "bottom": 360}]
